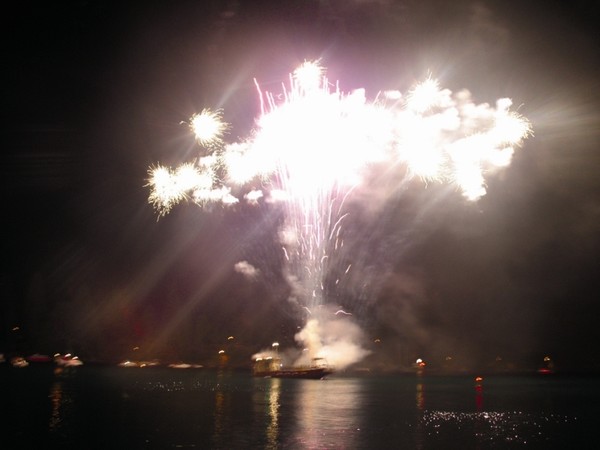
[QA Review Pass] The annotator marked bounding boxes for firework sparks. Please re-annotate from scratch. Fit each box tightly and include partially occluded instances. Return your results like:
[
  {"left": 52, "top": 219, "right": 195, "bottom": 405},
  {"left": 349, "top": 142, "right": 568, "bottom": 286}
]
[
  {"left": 147, "top": 163, "right": 213, "bottom": 215},
  {"left": 189, "top": 108, "right": 228, "bottom": 147},
  {"left": 146, "top": 60, "right": 531, "bottom": 365},
  {"left": 148, "top": 61, "right": 530, "bottom": 210}
]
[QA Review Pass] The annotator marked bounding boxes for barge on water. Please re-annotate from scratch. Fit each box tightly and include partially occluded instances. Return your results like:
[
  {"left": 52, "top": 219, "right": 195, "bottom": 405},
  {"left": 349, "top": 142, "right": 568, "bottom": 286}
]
[{"left": 253, "top": 356, "right": 333, "bottom": 379}]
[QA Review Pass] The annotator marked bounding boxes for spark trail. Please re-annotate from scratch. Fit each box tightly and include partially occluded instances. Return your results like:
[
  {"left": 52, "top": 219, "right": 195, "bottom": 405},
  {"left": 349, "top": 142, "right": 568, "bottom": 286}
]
[{"left": 147, "top": 61, "right": 531, "bottom": 367}]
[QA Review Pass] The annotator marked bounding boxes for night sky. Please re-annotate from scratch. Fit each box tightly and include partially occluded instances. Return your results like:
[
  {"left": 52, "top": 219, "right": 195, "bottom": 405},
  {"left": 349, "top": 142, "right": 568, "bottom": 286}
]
[{"left": 3, "top": 0, "right": 599, "bottom": 372}]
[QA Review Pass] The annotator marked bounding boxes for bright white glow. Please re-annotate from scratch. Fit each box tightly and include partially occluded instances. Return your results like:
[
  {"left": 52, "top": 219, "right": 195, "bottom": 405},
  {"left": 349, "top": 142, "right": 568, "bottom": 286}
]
[
  {"left": 244, "top": 189, "right": 263, "bottom": 204},
  {"left": 190, "top": 108, "right": 228, "bottom": 147},
  {"left": 293, "top": 60, "right": 324, "bottom": 93},
  {"left": 146, "top": 62, "right": 532, "bottom": 365},
  {"left": 147, "top": 61, "right": 531, "bottom": 210}
]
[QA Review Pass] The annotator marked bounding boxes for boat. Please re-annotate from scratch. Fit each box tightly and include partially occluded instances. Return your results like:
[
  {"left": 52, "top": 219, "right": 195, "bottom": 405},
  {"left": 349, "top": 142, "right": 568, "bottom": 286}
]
[
  {"left": 253, "top": 356, "right": 333, "bottom": 379},
  {"left": 27, "top": 353, "right": 52, "bottom": 363},
  {"left": 118, "top": 359, "right": 161, "bottom": 368},
  {"left": 537, "top": 355, "right": 555, "bottom": 374},
  {"left": 54, "top": 353, "right": 83, "bottom": 367},
  {"left": 11, "top": 356, "right": 29, "bottom": 368},
  {"left": 167, "top": 362, "right": 203, "bottom": 369}
]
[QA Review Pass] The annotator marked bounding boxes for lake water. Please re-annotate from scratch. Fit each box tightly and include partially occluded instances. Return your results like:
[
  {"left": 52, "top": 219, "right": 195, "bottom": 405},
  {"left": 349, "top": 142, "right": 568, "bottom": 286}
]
[{"left": 2, "top": 364, "right": 597, "bottom": 449}]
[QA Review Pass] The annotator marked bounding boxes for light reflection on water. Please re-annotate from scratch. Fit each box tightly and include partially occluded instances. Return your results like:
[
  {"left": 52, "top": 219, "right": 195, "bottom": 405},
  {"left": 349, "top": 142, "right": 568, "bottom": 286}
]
[
  {"left": 48, "top": 380, "right": 64, "bottom": 431},
  {"left": 420, "top": 410, "right": 578, "bottom": 446},
  {"left": 293, "top": 378, "right": 364, "bottom": 448},
  {"left": 48, "top": 367, "right": 76, "bottom": 436},
  {"left": 212, "top": 388, "right": 227, "bottom": 447},
  {"left": 251, "top": 377, "right": 365, "bottom": 449},
  {"left": 266, "top": 378, "right": 280, "bottom": 449},
  {"left": 1, "top": 367, "right": 595, "bottom": 449},
  {"left": 415, "top": 381, "right": 426, "bottom": 450},
  {"left": 250, "top": 377, "right": 283, "bottom": 449}
]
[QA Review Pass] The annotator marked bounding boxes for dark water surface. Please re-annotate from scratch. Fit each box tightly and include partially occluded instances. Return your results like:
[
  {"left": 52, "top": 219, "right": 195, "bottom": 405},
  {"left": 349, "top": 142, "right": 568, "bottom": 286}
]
[{"left": 2, "top": 364, "right": 597, "bottom": 449}]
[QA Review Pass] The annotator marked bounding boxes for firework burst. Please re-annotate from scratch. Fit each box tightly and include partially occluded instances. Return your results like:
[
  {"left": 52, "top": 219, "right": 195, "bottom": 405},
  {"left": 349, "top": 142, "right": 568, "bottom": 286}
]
[
  {"left": 148, "top": 61, "right": 530, "bottom": 211},
  {"left": 189, "top": 108, "right": 228, "bottom": 148},
  {"left": 147, "top": 59, "right": 531, "bottom": 287},
  {"left": 146, "top": 60, "right": 531, "bottom": 365}
]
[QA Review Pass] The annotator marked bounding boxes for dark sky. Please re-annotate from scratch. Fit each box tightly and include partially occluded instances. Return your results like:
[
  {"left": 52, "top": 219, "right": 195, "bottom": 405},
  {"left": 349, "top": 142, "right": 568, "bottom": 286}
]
[{"left": 2, "top": 0, "right": 599, "bottom": 371}]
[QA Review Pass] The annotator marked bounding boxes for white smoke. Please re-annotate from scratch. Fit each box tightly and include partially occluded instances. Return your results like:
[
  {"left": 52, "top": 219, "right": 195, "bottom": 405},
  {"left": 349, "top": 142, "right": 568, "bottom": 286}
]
[
  {"left": 293, "top": 306, "right": 370, "bottom": 370},
  {"left": 234, "top": 260, "right": 260, "bottom": 280}
]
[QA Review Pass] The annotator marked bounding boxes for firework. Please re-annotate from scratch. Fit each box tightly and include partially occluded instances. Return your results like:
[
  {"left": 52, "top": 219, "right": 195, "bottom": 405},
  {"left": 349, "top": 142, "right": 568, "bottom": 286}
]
[
  {"left": 147, "top": 163, "right": 213, "bottom": 215},
  {"left": 148, "top": 61, "right": 530, "bottom": 210},
  {"left": 147, "top": 61, "right": 531, "bottom": 366},
  {"left": 190, "top": 108, "right": 228, "bottom": 147}
]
